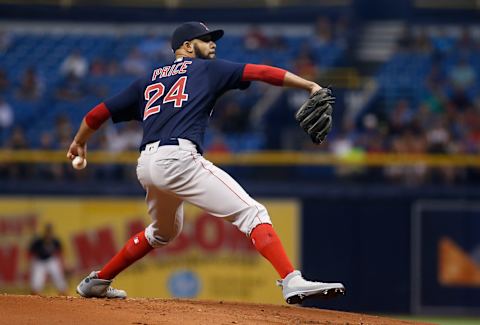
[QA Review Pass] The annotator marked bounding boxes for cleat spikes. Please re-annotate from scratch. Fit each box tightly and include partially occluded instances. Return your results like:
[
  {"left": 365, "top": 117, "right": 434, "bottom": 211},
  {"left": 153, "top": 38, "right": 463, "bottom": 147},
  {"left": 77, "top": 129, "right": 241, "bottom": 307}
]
[{"left": 279, "top": 270, "right": 345, "bottom": 304}]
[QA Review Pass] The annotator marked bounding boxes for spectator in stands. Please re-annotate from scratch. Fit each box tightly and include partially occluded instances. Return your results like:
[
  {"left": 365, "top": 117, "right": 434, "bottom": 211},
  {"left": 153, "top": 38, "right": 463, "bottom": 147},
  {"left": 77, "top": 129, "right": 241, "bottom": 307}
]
[
  {"left": 387, "top": 99, "right": 414, "bottom": 135},
  {"left": 106, "top": 59, "right": 121, "bottom": 76},
  {"left": 28, "top": 223, "right": 68, "bottom": 295},
  {"left": 89, "top": 57, "right": 108, "bottom": 76},
  {"left": 312, "top": 16, "right": 333, "bottom": 47},
  {"left": 425, "top": 115, "right": 464, "bottom": 184},
  {"left": 425, "top": 62, "right": 445, "bottom": 90},
  {"left": 334, "top": 14, "right": 351, "bottom": 50},
  {"left": 422, "top": 86, "right": 447, "bottom": 114},
  {"left": 55, "top": 72, "right": 88, "bottom": 101},
  {"left": 4, "top": 126, "right": 30, "bottom": 178},
  {"left": 15, "top": 67, "right": 43, "bottom": 100},
  {"left": 0, "top": 29, "right": 12, "bottom": 54},
  {"left": 244, "top": 25, "right": 270, "bottom": 51},
  {"left": 384, "top": 129, "right": 428, "bottom": 185},
  {"left": 424, "top": 61, "right": 446, "bottom": 92},
  {"left": 54, "top": 114, "right": 73, "bottom": 148},
  {"left": 448, "top": 57, "right": 476, "bottom": 92},
  {"left": 450, "top": 88, "right": 472, "bottom": 111},
  {"left": 0, "top": 96, "right": 13, "bottom": 134},
  {"left": 37, "top": 131, "right": 65, "bottom": 180},
  {"left": 122, "top": 48, "right": 149, "bottom": 76},
  {"left": 421, "top": 63, "right": 448, "bottom": 117},
  {"left": 328, "top": 119, "right": 355, "bottom": 157},
  {"left": 52, "top": 115, "right": 77, "bottom": 179},
  {"left": 60, "top": 49, "right": 89, "bottom": 79},
  {"left": 0, "top": 96, "right": 12, "bottom": 146},
  {"left": 293, "top": 48, "right": 319, "bottom": 81},
  {"left": 365, "top": 132, "right": 387, "bottom": 153},
  {"left": 104, "top": 122, "right": 142, "bottom": 152},
  {"left": 361, "top": 114, "right": 388, "bottom": 153},
  {"left": 462, "top": 105, "right": 480, "bottom": 153},
  {"left": 329, "top": 119, "right": 365, "bottom": 178},
  {"left": 120, "top": 122, "right": 143, "bottom": 150},
  {"left": 457, "top": 27, "right": 474, "bottom": 56},
  {"left": 90, "top": 57, "right": 121, "bottom": 76},
  {"left": 6, "top": 126, "right": 29, "bottom": 149},
  {"left": 426, "top": 115, "right": 451, "bottom": 154},
  {"left": 448, "top": 104, "right": 469, "bottom": 149},
  {"left": 330, "top": 131, "right": 354, "bottom": 154},
  {"left": 216, "top": 101, "right": 250, "bottom": 134},
  {"left": 411, "top": 103, "right": 435, "bottom": 131},
  {"left": 269, "top": 35, "right": 287, "bottom": 52},
  {"left": 0, "top": 68, "right": 9, "bottom": 93},
  {"left": 206, "top": 133, "right": 231, "bottom": 154},
  {"left": 355, "top": 113, "right": 383, "bottom": 152}
]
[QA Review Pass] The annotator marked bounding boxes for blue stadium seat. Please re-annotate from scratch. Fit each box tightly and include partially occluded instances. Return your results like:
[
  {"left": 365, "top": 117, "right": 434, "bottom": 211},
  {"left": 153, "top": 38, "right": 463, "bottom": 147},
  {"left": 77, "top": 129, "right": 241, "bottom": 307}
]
[{"left": 2, "top": 30, "right": 345, "bottom": 151}]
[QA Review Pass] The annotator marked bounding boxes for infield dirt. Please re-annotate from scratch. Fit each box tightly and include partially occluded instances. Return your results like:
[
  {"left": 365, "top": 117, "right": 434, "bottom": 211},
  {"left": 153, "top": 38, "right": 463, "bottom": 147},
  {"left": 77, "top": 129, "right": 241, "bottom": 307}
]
[{"left": 0, "top": 294, "right": 434, "bottom": 325}]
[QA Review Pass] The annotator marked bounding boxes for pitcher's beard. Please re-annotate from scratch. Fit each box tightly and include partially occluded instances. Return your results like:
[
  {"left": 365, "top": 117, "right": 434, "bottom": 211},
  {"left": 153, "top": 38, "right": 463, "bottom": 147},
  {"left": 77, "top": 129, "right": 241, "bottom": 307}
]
[{"left": 194, "top": 44, "right": 214, "bottom": 59}]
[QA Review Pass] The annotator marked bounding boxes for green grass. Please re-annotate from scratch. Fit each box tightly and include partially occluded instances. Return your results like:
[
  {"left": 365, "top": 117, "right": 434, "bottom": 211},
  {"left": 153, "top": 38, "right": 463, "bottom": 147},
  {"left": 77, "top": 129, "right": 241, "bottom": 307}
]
[{"left": 391, "top": 315, "right": 480, "bottom": 325}]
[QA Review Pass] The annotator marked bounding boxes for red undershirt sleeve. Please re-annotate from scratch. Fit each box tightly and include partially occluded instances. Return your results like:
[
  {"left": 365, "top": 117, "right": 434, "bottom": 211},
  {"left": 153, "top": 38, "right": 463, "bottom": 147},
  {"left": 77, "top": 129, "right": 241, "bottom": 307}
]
[
  {"left": 241, "top": 64, "right": 287, "bottom": 86},
  {"left": 85, "top": 103, "right": 111, "bottom": 130}
]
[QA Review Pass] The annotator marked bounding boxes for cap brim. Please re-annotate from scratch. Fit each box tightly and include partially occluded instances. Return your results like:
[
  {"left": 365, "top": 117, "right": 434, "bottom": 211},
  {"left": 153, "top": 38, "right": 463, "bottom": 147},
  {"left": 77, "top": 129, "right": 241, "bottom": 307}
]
[{"left": 197, "top": 29, "right": 224, "bottom": 42}]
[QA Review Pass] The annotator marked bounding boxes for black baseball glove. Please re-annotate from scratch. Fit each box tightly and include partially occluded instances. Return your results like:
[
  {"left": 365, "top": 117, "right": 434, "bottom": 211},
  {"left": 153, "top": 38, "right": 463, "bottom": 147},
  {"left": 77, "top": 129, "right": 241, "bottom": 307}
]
[{"left": 295, "top": 88, "right": 334, "bottom": 144}]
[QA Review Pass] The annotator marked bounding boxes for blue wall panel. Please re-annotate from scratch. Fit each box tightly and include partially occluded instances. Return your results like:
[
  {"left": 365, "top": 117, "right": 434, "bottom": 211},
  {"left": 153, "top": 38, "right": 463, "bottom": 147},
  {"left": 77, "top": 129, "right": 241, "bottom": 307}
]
[{"left": 301, "top": 197, "right": 412, "bottom": 313}]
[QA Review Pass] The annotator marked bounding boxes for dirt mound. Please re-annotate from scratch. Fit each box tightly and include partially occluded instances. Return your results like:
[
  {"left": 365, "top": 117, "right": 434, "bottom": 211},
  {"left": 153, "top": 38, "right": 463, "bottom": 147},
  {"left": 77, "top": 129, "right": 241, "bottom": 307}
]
[{"left": 0, "top": 294, "right": 431, "bottom": 325}]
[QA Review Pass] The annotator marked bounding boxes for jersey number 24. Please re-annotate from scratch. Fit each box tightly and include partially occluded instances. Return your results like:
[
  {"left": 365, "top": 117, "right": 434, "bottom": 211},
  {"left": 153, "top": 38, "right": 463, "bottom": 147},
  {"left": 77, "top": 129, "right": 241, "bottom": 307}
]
[{"left": 143, "top": 76, "right": 188, "bottom": 120}]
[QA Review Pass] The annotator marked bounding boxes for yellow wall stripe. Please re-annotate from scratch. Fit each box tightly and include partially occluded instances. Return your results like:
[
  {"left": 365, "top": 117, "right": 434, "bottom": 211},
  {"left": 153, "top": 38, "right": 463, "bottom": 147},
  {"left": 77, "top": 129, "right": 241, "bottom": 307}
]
[{"left": 0, "top": 150, "right": 479, "bottom": 167}]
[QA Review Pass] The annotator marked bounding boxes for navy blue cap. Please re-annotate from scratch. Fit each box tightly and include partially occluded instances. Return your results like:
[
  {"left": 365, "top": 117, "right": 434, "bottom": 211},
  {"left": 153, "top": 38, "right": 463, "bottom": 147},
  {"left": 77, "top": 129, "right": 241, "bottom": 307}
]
[{"left": 171, "top": 21, "right": 224, "bottom": 51}]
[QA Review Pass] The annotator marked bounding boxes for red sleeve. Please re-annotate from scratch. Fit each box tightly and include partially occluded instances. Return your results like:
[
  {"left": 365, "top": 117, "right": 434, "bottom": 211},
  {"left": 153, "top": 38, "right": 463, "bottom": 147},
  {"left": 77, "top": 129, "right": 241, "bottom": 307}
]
[
  {"left": 241, "top": 64, "right": 287, "bottom": 86},
  {"left": 85, "top": 103, "right": 111, "bottom": 130}
]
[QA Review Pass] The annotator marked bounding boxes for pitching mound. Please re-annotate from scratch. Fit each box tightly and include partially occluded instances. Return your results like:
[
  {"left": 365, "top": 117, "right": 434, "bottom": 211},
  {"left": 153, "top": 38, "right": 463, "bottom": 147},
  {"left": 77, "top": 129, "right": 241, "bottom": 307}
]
[{"left": 0, "top": 294, "right": 431, "bottom": 325}]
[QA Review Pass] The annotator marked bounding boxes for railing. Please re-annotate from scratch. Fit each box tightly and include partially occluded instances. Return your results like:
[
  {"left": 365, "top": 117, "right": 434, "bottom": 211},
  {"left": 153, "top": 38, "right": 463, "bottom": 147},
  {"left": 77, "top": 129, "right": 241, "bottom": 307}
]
[{"left": 1, "top": 150, "right": 479, "bottom": 167}]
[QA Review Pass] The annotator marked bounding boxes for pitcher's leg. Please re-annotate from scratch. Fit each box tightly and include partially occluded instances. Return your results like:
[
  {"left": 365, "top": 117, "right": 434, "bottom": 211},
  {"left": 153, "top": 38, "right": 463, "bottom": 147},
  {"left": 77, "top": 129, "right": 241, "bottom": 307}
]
[
  {"left": 97, "top": 186, "right": 183, "bottom": 281},
  {"left": 174, "top": 156, "right": 294, "bottom": 277},
  {"left": 78, "top": 153, "right": 185, "bottom": 299},
  {"left": 144, "top": 186, "right": 184, "bottom": 248},
  {"left": 77, "top": 187, "right": 183, "bottom": 298},
  {"left": 180, "top": 156, "right": 271, "bottom": 234},
  {"left": 174, "top": 154, "right": 345, "bottom": 304},
  {"left": 96, "top": 230, "right": 153, "bottom": 281}
]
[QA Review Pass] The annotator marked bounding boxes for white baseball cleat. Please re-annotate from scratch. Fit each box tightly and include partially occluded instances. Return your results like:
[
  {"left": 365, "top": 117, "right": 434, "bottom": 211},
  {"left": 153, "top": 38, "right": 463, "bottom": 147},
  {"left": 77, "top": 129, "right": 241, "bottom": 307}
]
[
  {"left": 76, "top": 271, "right": 127, "bottom": 299},
  {"left": 277, "top": 270, "right": 345, "bottom": 304}
]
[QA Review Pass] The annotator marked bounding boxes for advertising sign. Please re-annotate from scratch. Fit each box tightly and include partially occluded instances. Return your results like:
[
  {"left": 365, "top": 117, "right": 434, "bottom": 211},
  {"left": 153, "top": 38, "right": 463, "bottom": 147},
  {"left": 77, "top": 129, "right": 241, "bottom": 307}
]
[
  {"left": 0, "top": 197, "right": 299, "bottom": 304},
  {"left": 412, "top": 201, "right": 480, "bottom": 314}
]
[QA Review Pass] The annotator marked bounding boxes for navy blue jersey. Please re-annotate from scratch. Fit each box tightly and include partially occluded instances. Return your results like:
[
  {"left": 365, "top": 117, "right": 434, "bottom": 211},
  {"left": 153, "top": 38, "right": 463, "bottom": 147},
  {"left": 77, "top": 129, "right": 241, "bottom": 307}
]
[
  {"left": 29, "top": 237, "right": 62, "bottom": 260},
  {"left": 103, "top": 57, "right": 250, "bottom": 153}
]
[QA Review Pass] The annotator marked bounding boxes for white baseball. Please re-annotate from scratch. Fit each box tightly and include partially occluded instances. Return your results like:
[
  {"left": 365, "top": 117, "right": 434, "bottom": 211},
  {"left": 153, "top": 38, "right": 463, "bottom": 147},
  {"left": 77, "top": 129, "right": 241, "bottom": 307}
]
[{"left": 72, "top": 156, "right": 87, "bottom": 170}]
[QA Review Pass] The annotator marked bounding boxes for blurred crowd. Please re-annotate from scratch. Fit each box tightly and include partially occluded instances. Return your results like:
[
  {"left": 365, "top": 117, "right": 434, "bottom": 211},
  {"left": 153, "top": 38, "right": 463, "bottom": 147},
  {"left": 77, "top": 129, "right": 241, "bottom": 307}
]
[
  {"left": 1, "top": 20, "right": 479, "bottom": 184},
  {"left": 334, "top": 26, "right": 480, "bottom": 185}
]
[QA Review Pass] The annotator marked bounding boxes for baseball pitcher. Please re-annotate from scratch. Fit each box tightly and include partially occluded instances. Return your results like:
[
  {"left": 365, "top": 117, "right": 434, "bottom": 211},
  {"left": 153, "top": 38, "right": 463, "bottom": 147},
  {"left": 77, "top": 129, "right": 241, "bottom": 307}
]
[{"left": 67, "top": 22, "right": 344, "bottom": 304}]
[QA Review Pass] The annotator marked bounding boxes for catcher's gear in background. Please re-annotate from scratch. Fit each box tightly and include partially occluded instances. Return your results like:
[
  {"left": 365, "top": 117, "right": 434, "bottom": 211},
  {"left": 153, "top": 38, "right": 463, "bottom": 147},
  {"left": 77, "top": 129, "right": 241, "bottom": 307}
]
[{"left": 295, "top": 88, "right": 334, "bottom": 144}]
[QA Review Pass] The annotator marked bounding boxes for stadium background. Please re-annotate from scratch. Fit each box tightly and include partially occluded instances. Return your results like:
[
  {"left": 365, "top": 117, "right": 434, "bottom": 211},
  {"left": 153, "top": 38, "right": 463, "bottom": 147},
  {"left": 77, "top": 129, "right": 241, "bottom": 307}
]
[{"left": 1, "top": 0, "right": 480, "bottom": 323}]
